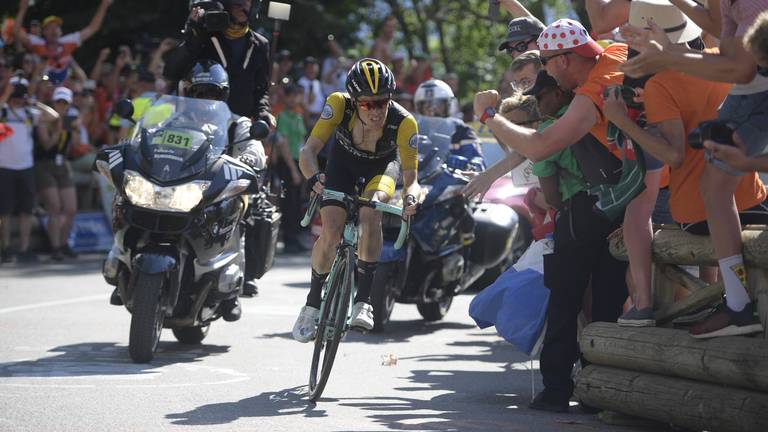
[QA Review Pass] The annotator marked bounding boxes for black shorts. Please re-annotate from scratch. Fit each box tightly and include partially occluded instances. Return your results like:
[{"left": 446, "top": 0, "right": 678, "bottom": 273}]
[
  {"left": 679, "top": 200, "right": 768, "bottom": 235},
  {"left": 0, "top": 167, "right": 36, "bottom": 215},
  {"left": 321, "top": 144, "right": 400, "bottom": 209}
]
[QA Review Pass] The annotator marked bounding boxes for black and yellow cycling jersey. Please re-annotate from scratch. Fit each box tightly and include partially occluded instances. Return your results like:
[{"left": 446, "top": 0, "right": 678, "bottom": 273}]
[
  {"left": 310, "top": 92, "right": 419, "bottom": 171},
  {"left": 311, "top": 92, "right": 419, "bottom": 204}
]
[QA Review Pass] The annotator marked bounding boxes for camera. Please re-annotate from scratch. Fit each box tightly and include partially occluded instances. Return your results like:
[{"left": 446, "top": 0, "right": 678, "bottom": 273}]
[
  {"left": 688, "top": 120, "right": 735, "bottom": 149},
  {"left": 190, "top": 1, "right": 230, "bottom": 32}
]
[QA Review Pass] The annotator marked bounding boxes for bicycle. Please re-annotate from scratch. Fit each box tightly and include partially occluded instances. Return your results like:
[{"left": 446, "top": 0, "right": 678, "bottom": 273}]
[{"left": 299, "top": 187, "right": 410, "bottom": 402}]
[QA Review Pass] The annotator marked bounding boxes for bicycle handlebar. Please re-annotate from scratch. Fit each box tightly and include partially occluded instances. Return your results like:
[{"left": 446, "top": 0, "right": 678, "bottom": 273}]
[{"left": 300, "top": 189, "right": 411, "bottom": 250}]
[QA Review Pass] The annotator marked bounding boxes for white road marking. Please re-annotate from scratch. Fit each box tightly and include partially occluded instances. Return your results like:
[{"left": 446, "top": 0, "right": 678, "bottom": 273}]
[{"left": 0, "top": 295, "right": 104, "bottom": 315}]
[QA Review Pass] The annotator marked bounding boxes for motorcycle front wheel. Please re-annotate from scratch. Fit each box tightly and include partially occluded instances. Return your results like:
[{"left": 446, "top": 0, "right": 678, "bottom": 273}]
[
  {"left": 416, "top": 296, "right": 454, "bottom": 322},
  {"left": 371, "top": 262, "right": 399, "bottom": 332},
  {"left": 128, "top": 273, "right": 165, "bottom": 363}
]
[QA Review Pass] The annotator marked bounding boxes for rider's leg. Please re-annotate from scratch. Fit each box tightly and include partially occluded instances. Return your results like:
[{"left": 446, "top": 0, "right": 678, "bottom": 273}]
[
  {"left": 306, "top": 204, "right": 346, "bottom": 308},
  {"left": 356, "top": 190, "right": 389, "bottom": 304}
]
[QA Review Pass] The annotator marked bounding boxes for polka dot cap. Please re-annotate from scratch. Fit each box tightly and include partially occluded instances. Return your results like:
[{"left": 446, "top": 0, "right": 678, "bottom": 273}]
[{"left": 536, "top": 18, "right": 603, "bottom": 57}]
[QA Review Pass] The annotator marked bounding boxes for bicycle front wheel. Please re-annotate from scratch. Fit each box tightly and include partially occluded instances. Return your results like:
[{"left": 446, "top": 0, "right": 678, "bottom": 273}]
[{"left": 308, "top": 247, "right": 354, "bottom": 401}]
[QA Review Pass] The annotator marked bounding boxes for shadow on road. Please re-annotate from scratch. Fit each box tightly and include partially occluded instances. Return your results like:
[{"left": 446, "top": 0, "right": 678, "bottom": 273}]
[
  {"left": 0, "top": 254, "right": 105, "bottom": 278},
  {"left": 165, "top": 385, "right": 330, "bottom": 425},
  {"left": 255, "top": 320, "right": 476, "bottom": 344},
  {"left": 0, "top": 341, "right": 230, "bottom": 378},
  {"left": 284, "top": 282, "right": 311, "bottom": 289}
]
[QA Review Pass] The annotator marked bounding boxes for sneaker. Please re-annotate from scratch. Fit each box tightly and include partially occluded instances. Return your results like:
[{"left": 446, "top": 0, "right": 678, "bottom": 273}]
[
  {"left": 690, "top": 301, "right": 763, "bottom": 339},
  {"left": 16, "top": 251, "right": 38, "bottom": 264},
  {"left": 350, "top": 301, "right": 374, "bottom": 331},
  {"left": 528, "top": 391, "right": 569, "bottom": 413},
  {"left": 221, "top": 297, "right": 242, "bottom": 322},
  {"left": 618, "top": 307, "right": 656, "bottom": 327},
  {"left": 241, "top": 280, "right": 258, "bottom": 297},
  {"left": 292, "top": 305, "right": 320, "bottom": 343}
]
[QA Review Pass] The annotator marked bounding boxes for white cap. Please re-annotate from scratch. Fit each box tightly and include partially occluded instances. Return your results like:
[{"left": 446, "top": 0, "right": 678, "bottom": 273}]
[
  {"left": 52, "top": 87, "right": 73, "bottom": 104},
  {"left": 628, "top": 0, "right": 701, "bottom": 44}
]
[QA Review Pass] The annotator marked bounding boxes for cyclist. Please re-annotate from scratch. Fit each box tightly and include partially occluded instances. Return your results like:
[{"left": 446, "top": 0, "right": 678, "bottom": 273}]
[
  {"left": 413, "top": 79, "right": 486, "bottom": 169},
  {"left": 107, "top": 60, "right": 265, "bottom": 322},
  {"left": 292, "top": 58, "right": 420, "bottom": 342}
]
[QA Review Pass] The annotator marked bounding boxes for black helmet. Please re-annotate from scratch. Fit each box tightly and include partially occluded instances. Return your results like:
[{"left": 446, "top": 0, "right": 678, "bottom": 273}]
[
  {"left": 186, "top": 60, "right": 230, "bottom": 101},
  {"left": 345, "top": 58, "right": 396, "bottom": 99}
]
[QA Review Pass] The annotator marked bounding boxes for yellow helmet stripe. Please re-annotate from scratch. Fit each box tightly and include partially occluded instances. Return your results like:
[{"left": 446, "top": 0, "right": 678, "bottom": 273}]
[{"left": 361, "top": 60, "right": 380, "bottom": 94}]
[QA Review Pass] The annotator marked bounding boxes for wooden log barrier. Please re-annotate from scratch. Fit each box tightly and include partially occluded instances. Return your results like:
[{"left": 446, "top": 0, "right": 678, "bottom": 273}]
[
  {"left": 609, "top": 227, "right": 768, "bottom": 267},
  {"left": 581, "top": 322, "right": 768, "bottom": 392},
  {"left": 575, "top": 365, "right": 768, "bottom": 432}
]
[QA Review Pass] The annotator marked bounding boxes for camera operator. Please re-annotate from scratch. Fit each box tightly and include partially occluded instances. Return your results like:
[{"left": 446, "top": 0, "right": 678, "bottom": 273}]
[
  {"left": 164, "top": 0, "right": 274, "bottom": 298},
  {"left": 163, "top": 0, "right": 274, "bottom": 128}
]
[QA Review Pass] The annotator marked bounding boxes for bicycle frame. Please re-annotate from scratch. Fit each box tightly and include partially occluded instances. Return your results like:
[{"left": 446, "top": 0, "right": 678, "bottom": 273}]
[{"left": 301, "top": 189, "right": 409, "bottom": 339}]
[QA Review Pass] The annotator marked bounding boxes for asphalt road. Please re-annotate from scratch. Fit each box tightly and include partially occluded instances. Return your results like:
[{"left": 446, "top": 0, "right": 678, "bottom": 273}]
[{"left": 0, "top": 252, "right": 660, "bottom": 432}]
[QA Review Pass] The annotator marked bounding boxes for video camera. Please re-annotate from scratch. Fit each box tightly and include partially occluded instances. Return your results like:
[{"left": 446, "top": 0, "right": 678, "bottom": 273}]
[
  {"left": 189, "top": 0, "right": 230, "bottom": 33},
  {"left": 688, "top": 120, "right": 735, "bottom": 149}
]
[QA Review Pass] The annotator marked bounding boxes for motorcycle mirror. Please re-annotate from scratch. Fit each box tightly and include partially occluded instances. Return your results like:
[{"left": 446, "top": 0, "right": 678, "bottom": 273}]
[
  {"left": 115, "top": 99, "right": 135, "bottom": 121},
  {"left": 250, "top": 120, "right": 270, "bottom": 140}
]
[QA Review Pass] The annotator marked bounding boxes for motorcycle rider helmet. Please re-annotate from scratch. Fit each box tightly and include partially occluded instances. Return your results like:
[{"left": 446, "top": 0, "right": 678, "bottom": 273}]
[
  {"left": 345, "top": 58, "right": 396, "bottom": 100},
  {"left": 185, "top": 60, "right": 230, "bottom": 101},
  {"left": 414, "top": 79, "right": 455, "bottom": 118}
]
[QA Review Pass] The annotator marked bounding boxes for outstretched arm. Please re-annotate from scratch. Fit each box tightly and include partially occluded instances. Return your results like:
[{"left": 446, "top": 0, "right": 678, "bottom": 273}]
[
  {"left": 13, "top": 0, "right": 31, "bottom": 48},
  {"left": 585, "top": 0, "right": 631, "bottom": 35},
  {"left": 79, "top": 0, "right": 113, "bottom": 42}
]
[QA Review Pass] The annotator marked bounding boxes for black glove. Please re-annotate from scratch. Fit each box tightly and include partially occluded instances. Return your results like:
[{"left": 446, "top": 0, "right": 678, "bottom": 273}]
[{"left": 308, "top": 171, "right": 324, "bottom": 191}]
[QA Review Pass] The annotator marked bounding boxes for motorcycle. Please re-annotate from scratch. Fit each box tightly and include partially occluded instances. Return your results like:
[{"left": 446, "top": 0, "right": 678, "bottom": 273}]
[
  {"left": 95, "top": 95, "right": 268, "bottom": 363},
  {"left": 371, "top": 116, "right": 520, "bottom": 331}
]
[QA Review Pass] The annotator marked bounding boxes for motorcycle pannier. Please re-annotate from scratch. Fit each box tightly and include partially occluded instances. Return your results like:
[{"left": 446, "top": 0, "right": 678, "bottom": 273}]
[
  {"left": 245, "top": 198, "right": 281, "bottom": 280},
  {"left": 470, "top": 203, "right": 518, "bottom": 268}
]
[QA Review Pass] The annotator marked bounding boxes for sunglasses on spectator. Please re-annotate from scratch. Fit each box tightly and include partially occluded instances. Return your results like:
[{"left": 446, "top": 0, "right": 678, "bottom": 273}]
[
  {"left": 505, "top": 39, "right": 535, "bottom": 55},
  {"left": 356, "top": 98, "right": 390, "bottom": 110},
  {"left": 540, "top": 52, "right": 573, "bottom": 66}
]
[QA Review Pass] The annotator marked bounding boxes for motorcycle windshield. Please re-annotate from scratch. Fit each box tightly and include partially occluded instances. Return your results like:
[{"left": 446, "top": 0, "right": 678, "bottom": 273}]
[
  {"left": 128, "top": 95, "right": 231, "bottom": 182},
  {"left": 415, "top": 116, "right": 454, "bottom": 182}
]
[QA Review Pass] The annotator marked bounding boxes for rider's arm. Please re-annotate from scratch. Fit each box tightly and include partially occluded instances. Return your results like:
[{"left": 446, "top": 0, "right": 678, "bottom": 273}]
[
  {"left": 231, "top": 117, "right": 267, "bottom": 170},
  {"left": 299, "top": 92, "right": 345, "bottom": 179},
  {"left": 396, "top": 114, "right": 421, "bottom": 199}
]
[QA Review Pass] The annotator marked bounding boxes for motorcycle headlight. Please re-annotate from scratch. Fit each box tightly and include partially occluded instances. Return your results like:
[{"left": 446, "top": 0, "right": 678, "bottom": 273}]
[{"left": 123, "top": 170, "right": 210, "bottom": 212}]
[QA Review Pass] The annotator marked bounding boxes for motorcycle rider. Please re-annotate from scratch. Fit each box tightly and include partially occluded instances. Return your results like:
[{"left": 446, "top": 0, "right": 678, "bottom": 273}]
[
  {"left": 292, "top": 59, "right": 420, "bottom": 341},
  {"left": 163, "top": 0, "right": 272, "bottom": 297},
  {"left": 413, "top": 79, "right": 486, "bottom": 169},
  {"left": 108, "top": 60, "right": 266, "bottom": 322}
]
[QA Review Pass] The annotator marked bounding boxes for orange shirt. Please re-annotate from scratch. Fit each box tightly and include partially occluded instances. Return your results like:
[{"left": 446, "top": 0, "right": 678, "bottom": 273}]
[
  {"left": 574, "top": 43, "right": 628, "bottom": 159},
  {"left": 644, "top": 71, "right": 767, "bottom": 223}
]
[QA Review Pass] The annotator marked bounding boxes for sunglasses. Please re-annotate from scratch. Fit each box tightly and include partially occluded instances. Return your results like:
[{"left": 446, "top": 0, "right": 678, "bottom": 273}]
[
  {"left": 356, "top": 98, "right": 390, "bottom": 110},
  {"left": 540, "top": 52, "right": 573, "bottom": 66},
  {"left": 505, "top": 39, "right": 535, "bottom": 55}
]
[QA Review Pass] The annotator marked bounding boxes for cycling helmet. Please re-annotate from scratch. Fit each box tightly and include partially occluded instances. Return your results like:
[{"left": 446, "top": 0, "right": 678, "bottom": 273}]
[
  {"left": 414, "top": 79, "right": 455, "bottom": 118},
  {"left": 345, "top": 58, "right": 396, "bottom": 99},
  {"left": 185, "top": 60, "right": 230, "bottom": 101}
]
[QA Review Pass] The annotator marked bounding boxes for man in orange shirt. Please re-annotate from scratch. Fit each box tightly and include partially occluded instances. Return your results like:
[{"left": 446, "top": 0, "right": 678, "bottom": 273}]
[{"left": 474, "top": 18, "right": 630, "bottom": 413}]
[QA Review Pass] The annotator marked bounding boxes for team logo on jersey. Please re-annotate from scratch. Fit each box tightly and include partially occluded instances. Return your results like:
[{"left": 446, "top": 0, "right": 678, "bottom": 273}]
[
  {"left": 321, "top": 103, "right": 334, "bottom": 120},
  {"left": 409, "top": 134, "right": 419, "bottom": 150}
]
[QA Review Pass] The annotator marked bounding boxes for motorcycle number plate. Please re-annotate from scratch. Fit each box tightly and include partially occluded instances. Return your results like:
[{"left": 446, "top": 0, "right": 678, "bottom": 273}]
[{"left": 151, "top": 130, "right": 196, "bottom": 149}]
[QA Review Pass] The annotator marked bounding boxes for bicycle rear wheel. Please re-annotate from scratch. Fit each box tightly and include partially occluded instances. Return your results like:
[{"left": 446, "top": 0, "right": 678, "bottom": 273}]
[{"left": 308, "top": 247, "right": 354, "bottom": 401}]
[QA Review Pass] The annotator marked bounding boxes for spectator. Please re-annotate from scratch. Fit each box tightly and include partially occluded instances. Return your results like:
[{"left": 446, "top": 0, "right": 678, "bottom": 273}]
[
  {"left": 705, "top": 10, "right": 768, "bottom": 171},
  {"left": 370, "top": 15, "right": 398, "bottom": 66},
  {"left": 497, "top": 16, "right": 545, "bottom": 60},
  {"left": 298, "top": 56, "right": 324, "bottom": 130},
  {"left": 402, "top": 54, "right": 433, "bottom": 95},
  {"left": 275, "top": 84, "right": 308, "bottom": 254},
  {"left": 442, "top": 72, "right": 460, "bottom": 95},
  {"left": 509, "top": 50, "right": 542, "bottom": 92},
  {"left": 14, "top": 0, "right": 113, "bottom": 85},
  {"left": 393, "top": 89, "right": 414, "bottom": 112},
  {"left": 474, "top": 18, "right": 630, "bottom": 413},
  {"left": 0, "top": 75, "right": 59, "bottom": 263},
  {"left": 35, "top": 87, "right": 82, "bottom": 261},
  {"left": 321, "top": 35, "right": 348, "bottom": 96},
  {"left": 621, "top": 0, "right": 768, "bottom": 338}
]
